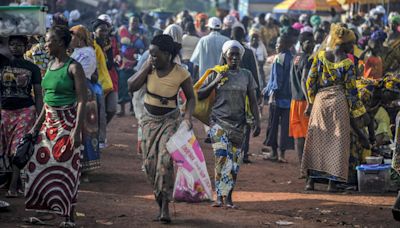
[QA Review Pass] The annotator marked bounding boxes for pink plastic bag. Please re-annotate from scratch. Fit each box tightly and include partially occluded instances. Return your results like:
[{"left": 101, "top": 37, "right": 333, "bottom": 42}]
[{"left": 166, "top": 122, "right": 212, "bottom": 202}]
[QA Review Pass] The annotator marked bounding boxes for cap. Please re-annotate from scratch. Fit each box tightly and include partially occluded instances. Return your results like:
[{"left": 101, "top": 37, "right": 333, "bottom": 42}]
[
  {"left": 207, "top": 17, "right": 222, "bottom": 30},
  {"left": 98, "top": 14, "right": 112, "bottom": 25}
]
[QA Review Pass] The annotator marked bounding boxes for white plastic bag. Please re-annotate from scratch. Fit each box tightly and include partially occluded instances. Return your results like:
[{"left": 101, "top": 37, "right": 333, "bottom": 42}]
[{"left": 166, "top": 122, "right": 212, "bottom": 202}]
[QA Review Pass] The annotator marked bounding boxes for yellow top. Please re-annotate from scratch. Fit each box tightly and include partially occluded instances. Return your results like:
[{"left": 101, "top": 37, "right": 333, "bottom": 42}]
[{"left": 145, "top": 64, "right": 190, "bottom": 108}]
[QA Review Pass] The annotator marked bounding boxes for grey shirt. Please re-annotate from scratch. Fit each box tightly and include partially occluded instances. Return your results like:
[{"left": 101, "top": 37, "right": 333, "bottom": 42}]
[{"left": 202, "top": 68, "right": 257, "bottom": 128}]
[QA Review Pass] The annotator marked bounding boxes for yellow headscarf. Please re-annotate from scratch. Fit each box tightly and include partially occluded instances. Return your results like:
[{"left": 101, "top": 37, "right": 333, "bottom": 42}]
[
  {"left": 70, "top": 25, "right": 93, "bottom": 48},
  {"left": 328, "top": 23, "right": 356, "bottom": 48}
]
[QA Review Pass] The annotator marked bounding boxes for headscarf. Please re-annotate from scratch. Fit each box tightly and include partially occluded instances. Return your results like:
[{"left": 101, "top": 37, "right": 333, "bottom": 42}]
[
  {"left": 370, "top": 30, "right": 387, "bottom": 43},
  {"left": 69, "top": 10, "right": 80, "bottom": 22},
  {"left": 310, "top": 15, "right": 321, "bottom": 28},
  {"left": 292, "top": 22, "right": 304, "bottom": 31},
  {"left": 249, "top": 28, "right": 260, "bottom": 37},
  {"left": 195, "top": 13, "right": 208, "bottom": 29},
  {"left": 328, "top": 23, "right": 356, "bottom": 48},
  {"left": 301, "top": 26, "right": 313, "bottom": 34},
  {"left": 389, "top": 13, "right": 400, "bottom": 25},
  {"left": 70, "top": 25, "right": 93, "bottom": 47},
  {"left": 223, "top": 15, "right": 236, "bottom": 27},
  {"left": 92, "top": 18, "right": 110, "bottom": 32},
  {"left": 163, "top": 24, "right": 183, "bottom": 44},
  {"left": 222, "top": 40, "right": 245, "bottom": 58}
]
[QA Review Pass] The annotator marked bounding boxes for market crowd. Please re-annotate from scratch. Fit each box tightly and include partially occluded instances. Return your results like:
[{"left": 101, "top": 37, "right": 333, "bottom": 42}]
[{"left": 2, "top": 1, "right": 400, "bottom": 226}]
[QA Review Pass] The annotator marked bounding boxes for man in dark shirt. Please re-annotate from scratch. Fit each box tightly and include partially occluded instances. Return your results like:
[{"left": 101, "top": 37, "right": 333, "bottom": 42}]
[
  {"left": 0, "top": 35, "right": 43, "bottom": 197},
  {"left": 231, "top": 26, "right": 260, "bottom": 163},
  {"left": 289, "top": 32, "right": 315, "bottom": 169}
]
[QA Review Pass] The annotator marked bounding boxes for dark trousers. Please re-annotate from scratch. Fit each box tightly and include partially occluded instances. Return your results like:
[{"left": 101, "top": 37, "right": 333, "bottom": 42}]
[{"left": 264, "top": 104, "right": 293, "bottom": 153}]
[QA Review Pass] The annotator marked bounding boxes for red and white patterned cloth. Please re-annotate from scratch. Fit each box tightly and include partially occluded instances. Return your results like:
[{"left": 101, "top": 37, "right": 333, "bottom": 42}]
[{"left": 25, "top": 104, "right": 81, "bottom": 217}]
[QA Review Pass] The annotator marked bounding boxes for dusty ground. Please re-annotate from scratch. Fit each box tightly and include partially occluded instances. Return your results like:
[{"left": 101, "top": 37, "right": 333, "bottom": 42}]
[{"left": 0, "top": 113, "right": 399, "bottom": 228}]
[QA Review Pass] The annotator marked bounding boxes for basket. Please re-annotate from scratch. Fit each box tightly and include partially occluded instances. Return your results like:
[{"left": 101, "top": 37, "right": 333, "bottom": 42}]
[{"left": 0, "top": 6, "right": 47, "bottom": 36}]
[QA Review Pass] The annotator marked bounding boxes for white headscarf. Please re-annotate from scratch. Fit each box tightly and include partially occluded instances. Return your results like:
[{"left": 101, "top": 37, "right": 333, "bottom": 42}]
[
  {"left": 222, "top": 40, "right": 245, "bottom": 58},
  {"left": 163, "top": 24, "right": 183, "bottom": 44}
]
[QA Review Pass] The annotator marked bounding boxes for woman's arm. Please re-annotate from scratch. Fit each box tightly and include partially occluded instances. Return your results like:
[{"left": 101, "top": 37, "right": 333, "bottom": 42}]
[
  {"left": 128, "top": 58, "right": 152, "bottom": 92},
  {"left": 248, "top": 87, "right": 261, "bottom": 137},
  {"left": 306, "top": 55, "right": 319, "bottom": 105},
  {"left": 181, "top": 77, "right": 195, "bottom": 129},
  {"left": 30, "top": 103, "right": 45, "bottom": 134},
  {"left": 197, "top": 73, "right": 222, "bottom": 100},
  {"left": 70, "top": 62, "right": 88, "bottom": 148},
  {"left": 33, "top": 84, "right": 43, "bottom": 115}
]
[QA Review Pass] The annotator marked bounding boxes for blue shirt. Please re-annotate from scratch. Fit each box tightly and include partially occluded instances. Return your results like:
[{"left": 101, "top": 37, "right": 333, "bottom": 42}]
[
  {"left": 265, "top": 51, "right": 293, "bottom": 109},
  {"left": 190, "top": 31, "right": 230, "bottom": 78}
]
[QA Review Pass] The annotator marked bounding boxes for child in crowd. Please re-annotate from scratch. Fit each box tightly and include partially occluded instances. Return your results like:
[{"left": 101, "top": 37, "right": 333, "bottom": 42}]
[{"left": 263, "top": 34, "right": 294, "bottom": 163}]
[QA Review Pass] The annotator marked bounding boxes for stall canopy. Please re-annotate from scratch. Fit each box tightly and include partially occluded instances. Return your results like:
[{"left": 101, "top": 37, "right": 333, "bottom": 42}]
[
  {"left": 273, "top": 0, "right": 343, "bottom": 14},
  {"left": 330, "top": 0, "right": 398, "bottom": 4}
]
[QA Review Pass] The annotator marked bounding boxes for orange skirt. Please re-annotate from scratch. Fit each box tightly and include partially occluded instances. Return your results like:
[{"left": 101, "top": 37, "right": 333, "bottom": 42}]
[{"left": 289, "top": 100, "right": 309, "bottom": 139}]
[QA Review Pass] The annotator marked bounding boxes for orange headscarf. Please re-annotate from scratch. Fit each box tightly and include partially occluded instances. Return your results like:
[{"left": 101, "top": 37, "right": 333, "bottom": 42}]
[
  {"left": 70, "top": 25, "right": 94, "bottom": 48},
  {"left": 195, "top": 13, "right": 208, "bottom": 29}
]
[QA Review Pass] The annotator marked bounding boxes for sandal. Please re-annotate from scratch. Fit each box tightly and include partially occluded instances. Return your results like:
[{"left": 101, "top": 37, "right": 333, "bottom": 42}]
[
  {"left": 263, "top": 155, "right": 278, "bottom": 161},
  {"left": 212, "top": 202, "right": 223, "bottom": 207},
  {"left": 278, "top": 158, "right": 288, "bottom": 163},
  {"left": 226, "top": 204, "right": 239, "bottom": 209},
  {"left": 5, "top": 190, "right": 20, "bottom": 198},
  {"left": 24, "top": 217, "right": 47, "bottom": 225},
  {"left": 60, "top": 221, "right": 76, "bottom": 228}
]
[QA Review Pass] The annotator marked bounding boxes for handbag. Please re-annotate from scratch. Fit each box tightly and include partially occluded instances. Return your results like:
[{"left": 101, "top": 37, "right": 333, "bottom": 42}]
[{"left": 12, "top": 131, "right": 39, "bottom": 169}]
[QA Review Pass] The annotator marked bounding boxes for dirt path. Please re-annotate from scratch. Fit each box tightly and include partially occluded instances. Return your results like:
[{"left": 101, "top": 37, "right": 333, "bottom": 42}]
[{"left": 1, "top": 115, "right": 398, "bottom": 227}]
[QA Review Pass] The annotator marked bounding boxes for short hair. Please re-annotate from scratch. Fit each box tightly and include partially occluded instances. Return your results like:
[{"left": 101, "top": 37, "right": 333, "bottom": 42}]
[
  {"left": 8, "top": 35, "right": 28, "bottom": 45},
  {"left": 151, "top": 34, "right": 181, "bottom": 62},
  {"left": 299, "top": 32, "right": 314, "bottom": 44},
  {"left": 48, "top": 25, "right": 72, "bottom": 48},
  {"left": 231, "top": 26, "right": 245, "bottom": 41}
]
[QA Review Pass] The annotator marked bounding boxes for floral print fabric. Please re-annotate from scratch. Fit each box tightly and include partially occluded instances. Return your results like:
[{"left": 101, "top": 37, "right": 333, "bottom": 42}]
[
  {"left": 306, "top": 51, "right": 366, "bottom": 118},
  {"left": 209, "top": 124, "right": 242, "bottom": 197}
]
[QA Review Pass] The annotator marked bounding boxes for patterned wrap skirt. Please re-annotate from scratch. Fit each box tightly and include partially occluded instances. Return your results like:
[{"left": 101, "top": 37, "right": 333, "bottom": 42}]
[
  {"left": 209, "top": 124, "right": 243, "bottom": 197},
  {"left": 301, "top": 85, "right": 351, "bottom": 182},
  {"left": 140, "top": 108, "right": 179, "bottom": 201},
  {"left": 0, "top": 106, "right": 36, "bottom": 172},
  {"left": 25, "top": 104, "right": 81, "bottom": 217}
]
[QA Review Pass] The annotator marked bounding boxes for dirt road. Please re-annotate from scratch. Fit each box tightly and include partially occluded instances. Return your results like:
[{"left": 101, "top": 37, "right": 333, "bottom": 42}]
[{"left": 1, "top": 115, "right": 398, "bottom": 227}]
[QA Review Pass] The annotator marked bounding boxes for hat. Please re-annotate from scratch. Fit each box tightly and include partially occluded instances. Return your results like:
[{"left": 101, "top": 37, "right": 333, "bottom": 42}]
[
  {"left": 98, "top": 14, "right": 112, "bottom": 25},
  {"left": 207, "top": 17, "right": 222, "bottom": 30}
]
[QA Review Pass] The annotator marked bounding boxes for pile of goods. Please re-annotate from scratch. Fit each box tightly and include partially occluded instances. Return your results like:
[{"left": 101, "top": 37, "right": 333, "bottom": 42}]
[{"left": 0, "top": 6, "right": 46, "bottom": 36}]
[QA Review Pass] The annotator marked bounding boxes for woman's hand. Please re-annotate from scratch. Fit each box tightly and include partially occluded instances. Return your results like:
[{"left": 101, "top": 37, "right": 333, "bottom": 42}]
[
  {"left": 352, "top": 113, "right": 370, "bottom": 129},
  {"left": 70, "top": 129, "right": 82, "bottom": 149},
  {"left": 91, "top": 71, "right": 98, "bottom": 83},
  {"left": 114, "top": 55, "right": 122, "bottom": 65},
  {"left": 252, "top": 121, "right": 261, "bottom": 137},
  {"left": 185, "top": 117, "right": 193, "bottom": 131},
  {"left": 304, "top": 104, "right": 313, "bottom": 117}
]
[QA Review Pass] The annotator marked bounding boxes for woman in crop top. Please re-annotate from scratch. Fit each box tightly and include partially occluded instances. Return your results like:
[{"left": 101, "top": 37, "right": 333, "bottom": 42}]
[
  {"left": 128, "top": 34, "right": 195, "bottom": 224},
  {"left": 26, "top": 25, "right": 87, "bottom": 228}
]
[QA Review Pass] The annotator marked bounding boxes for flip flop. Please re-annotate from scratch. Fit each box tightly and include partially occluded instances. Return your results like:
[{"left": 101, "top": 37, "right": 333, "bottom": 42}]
[
  {"left": 5, "top": 190, "right": 20, "bottom": 198},
  {"left": 278, "top": 158, "right": 288, "bottom": 163},
  {"left": 226, "top": 204, "right": 239, "bottom": 209},
  {"left": 211, "top": 202, "right": 223, "bottom": 208},
  {"left": 24, "top": 217, "right": 47, "bottom": 225},
  {"left": 263, "top": 155, "right": 278, "bottom": 162},
  {"left": 60, "top": 221, "right": 76, "bottom": 228}
]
